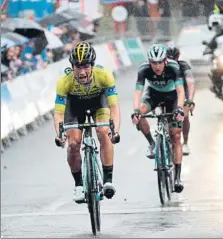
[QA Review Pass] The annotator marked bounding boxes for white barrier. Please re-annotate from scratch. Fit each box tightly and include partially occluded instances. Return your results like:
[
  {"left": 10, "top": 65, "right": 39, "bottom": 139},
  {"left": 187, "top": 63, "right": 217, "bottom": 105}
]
[{"left": 1, "top": 38, "right": 146, "bottom": 142}]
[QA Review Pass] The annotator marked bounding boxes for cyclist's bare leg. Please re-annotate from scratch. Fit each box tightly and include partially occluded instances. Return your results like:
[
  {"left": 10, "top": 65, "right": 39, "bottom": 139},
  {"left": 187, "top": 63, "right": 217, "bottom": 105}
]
[
  {"left": 95, "top": 124, "right": 113, "bottom": 181},
  {"left": 170, "top": 127, "right": 184, "bottom": 192},
  {"left": 170, "top": 128, "right": 182, "bottom": 164},
  {"left": 138, "top": 103, "right": 155, "bottom": 158},
  {"left": 138, "top": 103, "right": 150, "bottom": 135},
  {"left": 66, "top": 129, "right": 83, "bottom": 186},
  {"left": 95, "top": 123, "right": 116, "bottom": 198},
  {"left": 182, "top": 107, "right": 191, "bottom": 155},
  {"left": 93, "top": 107, "right": 114, "bottom": 184},
  {"left": 183, "top": 108, "right": 190, "bottom": 145}
]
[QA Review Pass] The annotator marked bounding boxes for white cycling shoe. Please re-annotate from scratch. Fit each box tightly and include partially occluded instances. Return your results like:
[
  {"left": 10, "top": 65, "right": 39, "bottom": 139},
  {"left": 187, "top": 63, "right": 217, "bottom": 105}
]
[
  {"left": 146, "top": 144, "right": 155, "bottom": 159},
  {"left": 73, "top": 186, "right": 85, "bottom": 203},
  {"left": 182, "top": 144, "right": 190, "bottom": 156},
  {"left": 103, "top": 182, "right": 116, "bottom": 199}
]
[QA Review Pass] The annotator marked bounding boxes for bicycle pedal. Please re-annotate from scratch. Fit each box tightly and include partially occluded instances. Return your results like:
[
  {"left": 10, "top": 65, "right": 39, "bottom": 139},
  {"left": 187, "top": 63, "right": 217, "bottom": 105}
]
[
  {"left": 168, "top": 165, "right": 174, "bottom": 171},
  {"left": 153, "top": 168, "right": 158, "bottom": 171}
]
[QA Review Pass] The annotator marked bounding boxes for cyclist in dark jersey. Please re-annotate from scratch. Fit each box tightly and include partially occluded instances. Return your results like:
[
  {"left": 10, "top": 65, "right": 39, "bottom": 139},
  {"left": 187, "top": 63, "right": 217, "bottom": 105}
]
[
  {"left": 131, "top": 44, "right": 185, "bottom": 193},
  {"left": 167, "top": 46, "right": 195, "bottom": 156}
]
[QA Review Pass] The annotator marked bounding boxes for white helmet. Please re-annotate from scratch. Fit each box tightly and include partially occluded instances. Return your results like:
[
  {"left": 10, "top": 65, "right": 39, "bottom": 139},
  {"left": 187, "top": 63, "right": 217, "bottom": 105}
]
[
  {"left": 147, "top": 44, "right": 167, "bottom": 62},
  {"left": 208, "top": 13, "right": 223, "bottom": 31}
]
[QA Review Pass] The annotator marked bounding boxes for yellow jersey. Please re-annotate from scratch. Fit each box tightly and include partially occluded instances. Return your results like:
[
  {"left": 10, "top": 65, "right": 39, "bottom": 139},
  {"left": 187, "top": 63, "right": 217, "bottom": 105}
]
[{"left": 55, "top": 65, "right": 119, "bottom": 113}]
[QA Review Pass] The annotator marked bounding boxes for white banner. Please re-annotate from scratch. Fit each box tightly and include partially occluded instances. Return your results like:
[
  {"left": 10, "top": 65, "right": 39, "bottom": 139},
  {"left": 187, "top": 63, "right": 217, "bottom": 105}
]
[{"left": 1, "top": 103, "right": 13, "bottom": 139}]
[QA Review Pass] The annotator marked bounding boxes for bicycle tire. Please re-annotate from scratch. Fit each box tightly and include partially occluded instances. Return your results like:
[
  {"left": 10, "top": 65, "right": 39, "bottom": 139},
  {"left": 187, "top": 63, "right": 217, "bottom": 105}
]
[
  {"left": 166, "top": 140, "right": 175, "bottom": 197},
  {"left": 86, "top": 148, "right": 100, "bottom": 236},
  {"left": 156, "top": 134, "right": 166, "bottom": 205},
  {"left": 96, "top": 198, "right": 101, "bottom": 231},
  {"left": 163, "top": 139, "right": 173, "bottom": 201},
  {"left": 94, "top": 153, "right": 101, "bottom": 232}
]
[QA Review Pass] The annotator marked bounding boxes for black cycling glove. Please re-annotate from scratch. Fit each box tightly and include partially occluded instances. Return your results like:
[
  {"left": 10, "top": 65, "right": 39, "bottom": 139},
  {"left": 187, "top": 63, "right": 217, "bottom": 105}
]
[
  {"left": 131, "top": 109, "right": 141, "bottom": 119},
  {"left": 173, "top": 106, "right": 184, "bottom": 118}
]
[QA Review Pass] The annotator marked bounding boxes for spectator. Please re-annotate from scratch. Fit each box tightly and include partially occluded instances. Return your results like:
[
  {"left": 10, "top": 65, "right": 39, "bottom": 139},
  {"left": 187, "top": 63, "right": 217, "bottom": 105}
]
[
  {"left": 158, "top": 0, "right": 171, "bottom": 36},
  {"left": 46, "top": 49, "right": 54, "bottom": 64},
  {"left": 93, "top": 19, "right": 100, "bottom": 33},
  {"left": 9, "top": 46, "right": 23, "bottom": 78},
  {"left": 132, "top": 0, "right": 151, "bottom": 38},
  {"left": 20, "top": 41, "right": 37, "bottom": 74},
  {"left": 2, "top": 47, "right": 15, "bottom": 67}
]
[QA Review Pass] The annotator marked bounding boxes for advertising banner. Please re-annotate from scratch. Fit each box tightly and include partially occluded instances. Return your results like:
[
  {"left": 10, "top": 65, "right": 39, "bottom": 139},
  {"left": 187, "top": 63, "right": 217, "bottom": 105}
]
[{"left": 122, "top": 37, "right": 146, "bottom": 65}]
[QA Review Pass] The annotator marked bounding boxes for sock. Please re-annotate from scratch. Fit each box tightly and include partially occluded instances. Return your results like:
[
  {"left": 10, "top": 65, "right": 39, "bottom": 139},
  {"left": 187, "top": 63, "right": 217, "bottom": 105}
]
[
  {"left": 103, "top": 165, "right": 113, "bottom": 184},
  {"left": 175, "top": 164, "right": 181, "bottom": 181},
  {"left": 72, "top": 171, "right": 83, "bottom": 186},
  {"left": 145, "top": 132, "right": 155, "bottom": 145}
]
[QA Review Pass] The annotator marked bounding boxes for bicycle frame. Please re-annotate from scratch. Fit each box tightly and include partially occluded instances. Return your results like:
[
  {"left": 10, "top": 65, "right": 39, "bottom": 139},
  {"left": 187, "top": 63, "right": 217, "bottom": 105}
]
[
  {"left": 155, "top": 116, "right": 171, "bottom": 169},
  {"left": 142, "top": 106, "right": 173, "bottom": 170}
]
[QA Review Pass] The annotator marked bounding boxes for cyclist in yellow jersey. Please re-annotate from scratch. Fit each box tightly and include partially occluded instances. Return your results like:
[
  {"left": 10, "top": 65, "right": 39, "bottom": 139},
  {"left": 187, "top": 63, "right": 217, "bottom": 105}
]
[{"left": 54, "top": 41, "right": 121, "bottom": 203}]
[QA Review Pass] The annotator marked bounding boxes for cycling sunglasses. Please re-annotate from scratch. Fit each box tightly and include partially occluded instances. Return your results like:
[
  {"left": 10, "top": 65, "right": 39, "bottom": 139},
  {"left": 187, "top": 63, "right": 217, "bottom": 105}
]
[
  {"left": 150, "top": 60, "right": 165, "bottom": 65},
  {"left": 74, "top": 63, "right": 91, "bottom": 68}
]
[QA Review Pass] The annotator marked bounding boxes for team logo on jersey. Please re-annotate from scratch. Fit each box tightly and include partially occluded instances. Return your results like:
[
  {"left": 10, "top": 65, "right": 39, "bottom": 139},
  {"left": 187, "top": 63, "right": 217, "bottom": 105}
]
[
  {"left": 150, "top": 79, "right": 173, "bottom": 86},
  {"left": 106, "top": 85, "right": 117, "bottom": 96},
  {"left": 64, "top": 67, "right": 72, "bottom": 76}
]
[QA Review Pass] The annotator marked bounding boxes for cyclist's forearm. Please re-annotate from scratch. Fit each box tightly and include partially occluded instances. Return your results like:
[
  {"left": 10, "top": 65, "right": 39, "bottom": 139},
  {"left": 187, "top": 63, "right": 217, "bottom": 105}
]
[
  {"left": 110, "top": 103, "right": 120, "bottom": 133},
  {"left": 176, "top": 85, "right": 185, "bottom": 108},
  {"left": 187, "top": 82, "right": 195, "bottom": 101},
  {"left": 54, "top": 112, "right": 64, "bottom": 135},
  {"left": 133, "top": 90, "right": 143, "bottom": 110}
]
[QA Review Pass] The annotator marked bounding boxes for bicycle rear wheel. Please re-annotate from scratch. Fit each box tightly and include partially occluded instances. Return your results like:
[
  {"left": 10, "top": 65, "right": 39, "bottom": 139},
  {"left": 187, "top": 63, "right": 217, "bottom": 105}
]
[
  {"left": 156, "top": 134, "right": 166, "bottom": 205},
  {"left": 86, "top": 148, "right": 100, "bottom": 236}
]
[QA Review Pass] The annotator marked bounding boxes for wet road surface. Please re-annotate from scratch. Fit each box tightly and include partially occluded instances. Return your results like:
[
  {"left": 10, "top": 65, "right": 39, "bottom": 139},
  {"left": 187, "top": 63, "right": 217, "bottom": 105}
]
[{"left": 1, "top": 69, "right": 223, "bottom": 238}]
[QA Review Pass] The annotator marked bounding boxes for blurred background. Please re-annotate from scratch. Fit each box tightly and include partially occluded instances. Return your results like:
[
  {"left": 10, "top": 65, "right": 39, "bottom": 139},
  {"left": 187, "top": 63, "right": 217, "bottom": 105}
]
[{"left": 1, "top": 0, "right": 214, "bottom": 82}]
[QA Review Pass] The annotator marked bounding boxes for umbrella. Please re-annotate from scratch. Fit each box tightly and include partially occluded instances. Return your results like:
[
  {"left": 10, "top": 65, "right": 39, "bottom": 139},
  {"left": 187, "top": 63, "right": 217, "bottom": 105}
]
[
  {"left": 2, "top": 18, "right": 44, "bottom": 37},
  {"left": 2, "top": 32, "right": 29, "bottom": 46},
  {"left": 66, "top": 20, "right": 95, "bottom": 36},
  {"left": 38, "top": 8, "right": 88, "bottom": 27},
  {"left": 1, "top": 37, "right": 16, "bottom": 48},
  {"left": 44, "top": 30, "right": 64, "bottom": 49},
  {"left": 1, "top": 18, "right": 48, "bottom": 55}
]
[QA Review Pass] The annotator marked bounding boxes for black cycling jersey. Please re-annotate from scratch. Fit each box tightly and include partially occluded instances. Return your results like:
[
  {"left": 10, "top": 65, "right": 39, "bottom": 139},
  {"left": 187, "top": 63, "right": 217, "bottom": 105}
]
[{"left": 136, "top": 59, "right": 184, "bottom": 93}]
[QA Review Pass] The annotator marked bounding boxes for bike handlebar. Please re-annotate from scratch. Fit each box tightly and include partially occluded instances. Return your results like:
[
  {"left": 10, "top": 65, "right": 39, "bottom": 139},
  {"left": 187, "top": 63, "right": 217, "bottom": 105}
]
[
  {"left": 140, "top": 113, "right": 174, "bottom": 119},
  {"left": 58, "top": 119, "right": 115, "bottom": 139}
]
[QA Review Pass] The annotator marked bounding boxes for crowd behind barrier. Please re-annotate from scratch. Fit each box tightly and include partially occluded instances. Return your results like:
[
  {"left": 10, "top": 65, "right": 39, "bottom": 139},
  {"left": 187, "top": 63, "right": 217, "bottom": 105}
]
[
  {"left": 1, "top": 22, "right": 96, "bottom": 82},
  {"left": 1, "top": 37, "right": 146, "bottom": 151}
]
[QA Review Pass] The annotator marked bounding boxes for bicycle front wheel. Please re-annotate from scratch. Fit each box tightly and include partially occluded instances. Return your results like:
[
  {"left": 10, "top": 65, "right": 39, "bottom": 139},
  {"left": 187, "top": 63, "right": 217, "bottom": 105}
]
[
  {"left": 86, "top": 148, "right": 100, "bottom": 236},
  {"left": 166, "top": 141, "right": 175, "bottom": 200}
]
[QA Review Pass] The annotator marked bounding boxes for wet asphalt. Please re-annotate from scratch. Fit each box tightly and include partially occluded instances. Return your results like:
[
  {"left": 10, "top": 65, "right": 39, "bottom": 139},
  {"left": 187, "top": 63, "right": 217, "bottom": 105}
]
[{"left": 1, "top": 68, "right": 223, "bottom": 238}]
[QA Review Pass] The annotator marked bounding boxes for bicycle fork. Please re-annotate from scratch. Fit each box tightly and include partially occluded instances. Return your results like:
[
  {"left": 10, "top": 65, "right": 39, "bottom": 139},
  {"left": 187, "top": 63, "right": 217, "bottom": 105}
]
[
  {"left": 154, "top": 130, "right": 174, "bottom": 173},
  {"left": 82, "top": 136, "right": 104, "bottom": 202}
]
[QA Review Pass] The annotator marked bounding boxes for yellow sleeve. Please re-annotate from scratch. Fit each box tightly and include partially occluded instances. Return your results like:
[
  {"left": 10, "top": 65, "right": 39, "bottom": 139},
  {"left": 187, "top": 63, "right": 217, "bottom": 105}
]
[
  {"left": 103, "top": 69, "right": 119, "bottom": 105},
  {"left": 55, "top": 76, "right": 68, "bottom": 113}
]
